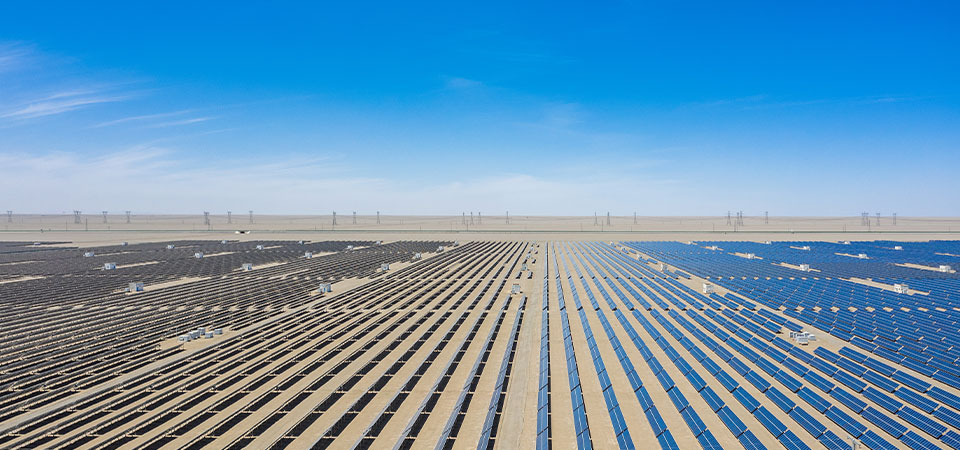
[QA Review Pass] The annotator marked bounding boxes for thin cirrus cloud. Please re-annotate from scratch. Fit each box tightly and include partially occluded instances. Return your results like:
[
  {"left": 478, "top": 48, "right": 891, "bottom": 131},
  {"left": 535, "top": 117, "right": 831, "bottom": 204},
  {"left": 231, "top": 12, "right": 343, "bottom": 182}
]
[{"left": 0, "top": 89, "right": 132, "bottom": 120}]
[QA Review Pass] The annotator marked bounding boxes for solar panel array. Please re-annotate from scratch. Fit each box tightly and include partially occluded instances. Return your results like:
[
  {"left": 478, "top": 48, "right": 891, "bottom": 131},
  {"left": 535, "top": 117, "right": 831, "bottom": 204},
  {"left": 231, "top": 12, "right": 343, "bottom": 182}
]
[{"left": 0, "top": 238, "right": 957, "bottom": 449}]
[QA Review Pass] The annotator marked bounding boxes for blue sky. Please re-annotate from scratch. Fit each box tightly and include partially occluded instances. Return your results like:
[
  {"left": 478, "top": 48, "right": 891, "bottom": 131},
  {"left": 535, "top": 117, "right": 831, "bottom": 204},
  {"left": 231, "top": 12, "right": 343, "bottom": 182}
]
[{"left": 1, "top": 1, "right": 958, "bottom": 215}]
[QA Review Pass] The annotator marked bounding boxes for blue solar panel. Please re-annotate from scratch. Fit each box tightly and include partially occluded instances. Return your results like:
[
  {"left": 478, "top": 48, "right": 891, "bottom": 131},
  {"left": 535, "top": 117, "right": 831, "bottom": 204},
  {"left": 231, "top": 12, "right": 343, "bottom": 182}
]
[
  {"left": 895, "top": 387, "right": 938, "bottom": 413},
  {"left": 803, "top": 370, "right": 835, "bottom": 393},
  {"left": 656, "top": 369, "right": 675, "bottom": 392},
  {"left": 697, "top": 429, "right": 723, "bottom": 450},
  {"left": 679, "top": 408, "right": 707, "bottom": 437},
  {"left": 819, "top": 430, "right": 849, "bottom": 450},
  {"left": 797, "top": 387, "right": 831, "bottom": 413},
  {"left": 863, "top": 387, "right": 903, "bottom": 413},
  {"left": 900, "top": 430, "right": 940, "bottom": 450},
  {"left": 717, "top": 405, "right": 747, "bottom": 437},
  {"left": 829, "top": 387, "right": 866, "bottom": 413},
  {"left": 684, "top": 369, "right": 706, "bottom": 392},
  {"left": 732, "top": 387, "right": 760, "bottom": 413},
  {"left": 715, "top": 369, "right": 739, "bottom": 392},
  {"left": 699, "top": 386, "right": 724, "bottom": 412},
  {"left": 892, "top": 370, "right": 932, "bottom": 393},
  {"left": 933, "top": 405, "right": 960, "bottom": 429},
  {"left": 862, "top": 369, "right": 899, "bottom": 392},
  {"left": 645, "top": 406, "right": 667, "bottom": 437},
  {"left": 738, "top": 430, "right": 767, "bottom": 450},
  {"left": 744, "top": 370, "right": 772, "bottom": 392},
  {"left": 825, "top": 406, "right": 866, "bottom": 438},
  {"left": 753, "top": 405, "right": 787, "bottom": 438},
  {"left": 897, "top": 406, "right": 947, "bottom": 438},
  {"left": 861, "top": 406, "right": 907, "bottom": 438},
  {"left": 859, "top": 429, "right": 899, "bottom": 450},
  {"left": 778, "top": 429, "right": 812, "bottom": 450},
  {"left": 928, "top": 386, "right": 960, "bottom": 411},
  {"left": 656, "top": 428, "right": 680, "bottom": 450},
  {"left": 774, "top": 370, "right": 803, "bottom": 393},
  {"left": 941, "top": 430, "right": 960, "bottom": 450},
  {"left": 839, "top": 346, "right": 868, "bottom": 363},
  {"left": 667, "top": 387, "right": 688, "bottom": 412},
  {"left": 789, "top": 406, "right": 826, "bottom": 438}
]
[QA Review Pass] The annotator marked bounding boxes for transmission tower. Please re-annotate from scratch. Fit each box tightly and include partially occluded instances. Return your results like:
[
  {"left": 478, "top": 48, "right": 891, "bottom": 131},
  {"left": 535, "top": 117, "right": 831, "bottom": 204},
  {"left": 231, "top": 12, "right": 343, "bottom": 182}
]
[
  {"left": 102, "top": 211, "right": 108, "bottom": 223},
  {"left": 737, "top": 211, "right": 744, "bottom": 226},
  {"left": 861, "top": 212, "right": 869, "bottom": 226},
  {"left": 203, "top": 211, "right": 210, "bottom": 226},
  {"left": 876, "top": 212, "right": 881, "bottom": 226},
  {"left": 726, "top": 211, "right": 732, "bottom": 225},
  {"left": 6, "top": 211, "right": 11, "bottom": 223},
  {"left": 765, "top": 211, "right": 769, "bottom": 225},
  {"left": 506, "top": 211, "right": 510, "bottom": 224},
  {"left": 606, "top": 212, "right": 611, "bottom": 226},
  {"left": 249, "top": 210, "right": 254, "bottom": 224},
  {"left": 893, "top": 212, "right": 897, "bottom": 226},
  {"left": 332, "top": 211, "right": 337, "bottom": 226},
  {"left": 352, "top": 211, "right": 357, "bottom": 225},
  {"left": 594, "top": 212, "right": 598, "bottom": 226},
  {"left": 73, "top": 210, "right": 82, "bottom": 224},
  {"left": 634, "top": 212, "right": 637, "bottom": 225},
  {"left": 462, "top": 212, "right": 466, "bottom": 225},
  {"left": 470, "top": 212, "right": 474, "bottom": 225},
  {"left": 377, "top": 211, "right": 381, "bottom": 224},
  {"left": 125, "top": 211, "right": 131, "bottom": 224},
  {"left": 478, "top": 211, "right": 482, "bottom": 225},
  {"left": 227, "top": 211, "right": 232, "bottom": 224}
]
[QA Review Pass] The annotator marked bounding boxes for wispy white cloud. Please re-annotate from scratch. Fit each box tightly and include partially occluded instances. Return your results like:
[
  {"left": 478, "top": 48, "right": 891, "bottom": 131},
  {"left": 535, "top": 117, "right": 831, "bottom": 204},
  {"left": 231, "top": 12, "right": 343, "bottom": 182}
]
[
  {"left": 144, "top": 116, "right": 214, "bottom": 128},
  {"left": 91, "top": 110, "right": 195, "bottom": 128},
  {"left": 1, "top": 90, "right": 132, "bottom": 120},
  {"left": 0, "top": 42, "right": 34, "bottom": 73}
]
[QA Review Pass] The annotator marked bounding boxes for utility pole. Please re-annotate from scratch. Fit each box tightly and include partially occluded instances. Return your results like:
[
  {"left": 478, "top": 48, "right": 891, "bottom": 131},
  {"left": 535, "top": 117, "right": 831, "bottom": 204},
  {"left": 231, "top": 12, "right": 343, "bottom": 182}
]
[
  {"left": 125, "top": 211, "right": 131, "bottom": 224},
  {"left": 634, "top": 212, "right": 637, "bottom": 225},
  {"left": 506, "top": 211, "right": 510, "bottom": 224},
  {"left": 377, "top": 211, "right": 380, "bottom": 224}
]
